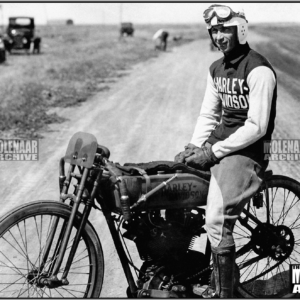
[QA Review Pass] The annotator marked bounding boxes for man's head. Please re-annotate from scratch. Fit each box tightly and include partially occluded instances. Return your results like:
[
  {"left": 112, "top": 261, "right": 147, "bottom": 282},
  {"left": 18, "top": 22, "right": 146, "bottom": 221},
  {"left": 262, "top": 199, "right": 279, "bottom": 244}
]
[
  {"left": 203, "top": 4, "right": 248, "bottom": 54},
  {"left": 210, "top": 25, "right": 238, "bottom": 55}
]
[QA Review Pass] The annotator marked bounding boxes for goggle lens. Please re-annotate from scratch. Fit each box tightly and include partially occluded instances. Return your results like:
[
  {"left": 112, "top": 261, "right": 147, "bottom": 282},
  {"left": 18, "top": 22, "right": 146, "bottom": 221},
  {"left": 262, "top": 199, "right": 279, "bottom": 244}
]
[
  {"left": 203, "top": 6, "right": 233, "bottom": 24},
  {"left": 203, "top": 7, "right": 215, "bottom": 23},
  {"left": 214, "top": 6, "right": 231, "bottom": 18}
]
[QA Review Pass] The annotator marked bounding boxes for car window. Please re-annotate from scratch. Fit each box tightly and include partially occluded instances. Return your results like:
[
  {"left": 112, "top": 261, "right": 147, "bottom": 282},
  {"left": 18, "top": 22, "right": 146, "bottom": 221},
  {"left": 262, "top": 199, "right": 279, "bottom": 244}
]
[{"left": 11, "top": 18, "right": 32, "bottom": 26}]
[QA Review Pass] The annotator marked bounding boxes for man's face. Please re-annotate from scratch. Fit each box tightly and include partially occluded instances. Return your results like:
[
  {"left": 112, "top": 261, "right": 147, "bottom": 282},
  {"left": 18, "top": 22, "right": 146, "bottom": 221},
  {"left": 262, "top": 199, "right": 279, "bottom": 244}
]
[{"left": 211, "top": 25, "right": 238, "bottom": 55}]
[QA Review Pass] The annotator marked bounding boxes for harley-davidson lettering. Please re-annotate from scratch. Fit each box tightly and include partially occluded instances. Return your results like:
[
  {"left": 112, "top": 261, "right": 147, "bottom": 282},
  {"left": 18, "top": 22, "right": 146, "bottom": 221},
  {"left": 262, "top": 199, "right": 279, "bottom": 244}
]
[{"left": 161, "top": 182, "right": 200, "bottom": 200}]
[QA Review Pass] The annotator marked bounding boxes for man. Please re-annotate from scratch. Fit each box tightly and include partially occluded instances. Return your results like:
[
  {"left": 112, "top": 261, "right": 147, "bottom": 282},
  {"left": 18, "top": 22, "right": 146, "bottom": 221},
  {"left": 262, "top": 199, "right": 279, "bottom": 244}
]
[
  {"left": 175, "top": 4, "right": 277, "bottom": 298},
  {"left": 153, "top": 29, "right": 169, "bottom": 51}
]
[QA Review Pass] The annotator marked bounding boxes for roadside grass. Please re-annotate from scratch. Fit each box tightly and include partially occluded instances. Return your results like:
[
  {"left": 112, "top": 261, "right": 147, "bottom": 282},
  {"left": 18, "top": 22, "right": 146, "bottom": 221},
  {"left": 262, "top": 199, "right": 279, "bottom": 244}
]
[
  {"left": 0, "top": 24, "right": 205, "bottom": 138},
  {"left": 251, "top": 24, "right": 300, "bottom": 100}
]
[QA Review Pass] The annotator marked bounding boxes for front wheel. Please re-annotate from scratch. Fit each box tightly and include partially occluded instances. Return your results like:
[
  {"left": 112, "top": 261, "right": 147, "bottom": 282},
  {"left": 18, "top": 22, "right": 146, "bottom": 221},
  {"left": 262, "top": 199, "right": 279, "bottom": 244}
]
[
  {"left": 0, "top": 200, "right": 104, "bottom": 298},
  {"left": 234, "top": 175, "right": 300, "bottom": 298}
]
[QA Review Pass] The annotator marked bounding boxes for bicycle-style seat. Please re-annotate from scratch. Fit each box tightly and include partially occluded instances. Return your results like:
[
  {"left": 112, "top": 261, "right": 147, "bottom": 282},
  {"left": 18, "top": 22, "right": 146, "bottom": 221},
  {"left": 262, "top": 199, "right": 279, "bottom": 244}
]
[{"left": 121, "top": 161, "right": 211, "bottom": 182}]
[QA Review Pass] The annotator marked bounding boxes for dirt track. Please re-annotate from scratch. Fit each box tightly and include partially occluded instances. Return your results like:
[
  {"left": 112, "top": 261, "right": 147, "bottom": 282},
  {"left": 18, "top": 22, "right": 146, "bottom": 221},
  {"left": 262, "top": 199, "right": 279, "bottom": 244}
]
[{"left": 0, "top": 32, "right": 300, "bottom": 297}]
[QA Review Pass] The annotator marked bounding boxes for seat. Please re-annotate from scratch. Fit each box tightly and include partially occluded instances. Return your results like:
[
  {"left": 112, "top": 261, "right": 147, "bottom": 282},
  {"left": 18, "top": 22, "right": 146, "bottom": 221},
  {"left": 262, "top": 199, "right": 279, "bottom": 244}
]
[{"left": 122, "top": 161, "right": 211, "bottom": 182}]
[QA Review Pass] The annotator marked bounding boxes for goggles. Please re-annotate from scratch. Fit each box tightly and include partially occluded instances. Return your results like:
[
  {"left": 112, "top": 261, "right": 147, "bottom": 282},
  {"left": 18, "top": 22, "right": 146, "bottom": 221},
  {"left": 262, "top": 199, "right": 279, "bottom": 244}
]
[{"left": 203, "top": 5, "right": 242, "bottom": 25}]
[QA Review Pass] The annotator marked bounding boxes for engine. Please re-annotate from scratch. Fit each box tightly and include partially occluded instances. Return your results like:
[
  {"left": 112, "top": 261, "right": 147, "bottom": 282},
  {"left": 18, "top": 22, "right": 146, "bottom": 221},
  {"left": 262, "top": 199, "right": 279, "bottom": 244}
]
[{"left": 122, "top": 207, "right": 209, "bottom": 296}]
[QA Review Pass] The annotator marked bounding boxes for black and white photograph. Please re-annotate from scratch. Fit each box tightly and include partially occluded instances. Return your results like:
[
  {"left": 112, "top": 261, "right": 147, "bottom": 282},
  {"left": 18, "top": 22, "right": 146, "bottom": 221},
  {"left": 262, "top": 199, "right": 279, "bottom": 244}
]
[{"left": 0, "top": 2, "right": 300, "bottom": 298}]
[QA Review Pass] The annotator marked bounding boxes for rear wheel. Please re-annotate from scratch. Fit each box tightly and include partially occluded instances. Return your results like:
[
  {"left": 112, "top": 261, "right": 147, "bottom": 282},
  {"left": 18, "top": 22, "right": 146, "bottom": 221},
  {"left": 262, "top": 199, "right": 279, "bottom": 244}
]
[
  {"left": 0, "top": 201, "right": 104, "bottom": 298},
  {"left": 234, "top": 175, "right": 300, "bottom": 298}
]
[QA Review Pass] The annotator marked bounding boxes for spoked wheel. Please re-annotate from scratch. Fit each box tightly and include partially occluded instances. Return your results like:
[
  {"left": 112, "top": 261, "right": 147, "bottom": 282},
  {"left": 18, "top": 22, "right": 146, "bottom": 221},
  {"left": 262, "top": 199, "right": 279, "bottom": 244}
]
[
  {"left": 0, "top": 201, "right": 104, "bottom": 298},
  {"left": 234, "top": 175, "right": 300, "bottom": 298}
]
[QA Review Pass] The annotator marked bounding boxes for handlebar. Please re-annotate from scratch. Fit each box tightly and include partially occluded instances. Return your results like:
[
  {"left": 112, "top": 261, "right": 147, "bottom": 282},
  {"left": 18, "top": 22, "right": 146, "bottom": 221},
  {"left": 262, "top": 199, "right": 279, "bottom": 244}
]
[
  {"left": 60, "top": 145, "right": 132, "bottom": 221},
  {"left": 97, "top": 144, "right": 110, "bottom": 159},
  {"left": 100, "top": 158, "right": 131, "bottom": 221}
]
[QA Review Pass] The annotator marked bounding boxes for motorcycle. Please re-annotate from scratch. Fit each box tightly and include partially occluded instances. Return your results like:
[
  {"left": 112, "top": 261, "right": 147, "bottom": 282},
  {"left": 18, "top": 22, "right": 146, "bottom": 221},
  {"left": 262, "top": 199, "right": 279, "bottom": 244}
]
[{"left": 0, "top": 131, "right": 299, "bottom": 298}]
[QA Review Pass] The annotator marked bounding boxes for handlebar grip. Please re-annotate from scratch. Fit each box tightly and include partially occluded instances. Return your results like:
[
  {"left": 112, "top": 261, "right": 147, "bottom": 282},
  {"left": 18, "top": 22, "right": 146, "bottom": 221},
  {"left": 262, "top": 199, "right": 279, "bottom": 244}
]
[
  {"left": 97, "top": 145, "right": 110, "bottom": 159},
  {"left": 59, "top": 157, "right": 66, "bottom": 193},
  {"left": 59, "top": 176, "right": 66, "bottom": 193},
  {"left": 104, "top": 160, "right": 131, "bottom": 221},
  {"left": 118, "top": 179, "right": 131, "bottom": 221},
  {"left": 59, "top": 157, "right": 65, "bottom": 176},
  {"left": 120, "top": 195, "right": 131, "bottom": 221}
]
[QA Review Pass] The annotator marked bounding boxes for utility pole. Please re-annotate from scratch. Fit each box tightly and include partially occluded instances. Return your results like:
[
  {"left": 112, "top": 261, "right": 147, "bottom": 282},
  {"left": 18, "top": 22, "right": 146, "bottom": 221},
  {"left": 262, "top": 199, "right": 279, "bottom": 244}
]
[
  {"left": 43, "top": 3, "right": 48, "bottom": 25},
  {"left": 120, "top": 3, "right": 123, "bottom": 24},
  {"left": 0, "top": 4, "right": 4, "bottom": 34}
]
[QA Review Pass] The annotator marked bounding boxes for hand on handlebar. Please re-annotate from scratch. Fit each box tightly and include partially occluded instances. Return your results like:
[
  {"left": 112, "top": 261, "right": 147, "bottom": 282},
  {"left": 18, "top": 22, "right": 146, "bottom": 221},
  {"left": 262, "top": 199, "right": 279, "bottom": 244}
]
[{"left": 174, "top": 143, "right": 199, "bottom": 163}]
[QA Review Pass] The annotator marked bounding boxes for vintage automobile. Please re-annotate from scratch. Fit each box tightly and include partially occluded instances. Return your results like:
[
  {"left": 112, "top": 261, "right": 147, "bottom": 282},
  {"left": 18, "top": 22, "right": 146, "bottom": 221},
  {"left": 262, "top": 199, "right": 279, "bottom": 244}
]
[
  {"left": 0, "top": 35, "right": 6, "bottom": 63},
  {"left": 120, "top": 22, "right": 134, "bottom": 37},
  {"left": 3, "top": 17, "right": 41, "bottom": 54}
]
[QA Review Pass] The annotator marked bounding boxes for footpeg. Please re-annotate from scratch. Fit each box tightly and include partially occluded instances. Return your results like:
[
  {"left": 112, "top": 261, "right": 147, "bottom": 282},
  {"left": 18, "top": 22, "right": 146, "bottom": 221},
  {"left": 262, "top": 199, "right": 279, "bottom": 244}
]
[
  {"left": 193, "top": 284, "right": 209, "bottom": 296},
  {"left": 193, "top": 284, "right": 218, "bottom": 298},
  {"left": 137, "top": 288, "right": 178, "bottom": 298}
]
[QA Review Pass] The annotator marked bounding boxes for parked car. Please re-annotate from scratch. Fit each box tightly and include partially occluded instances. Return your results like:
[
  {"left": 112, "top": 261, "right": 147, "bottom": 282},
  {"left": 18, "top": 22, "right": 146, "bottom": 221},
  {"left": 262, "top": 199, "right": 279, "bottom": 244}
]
[
  {"left": 3, "top": 17, "right": 41, "bottom": 54},
  {"left": 120, "top": 22, "right": 134, "bottom": 37},
  {"left": 0, "top": 35, "right": 6, "bottom": 63}
]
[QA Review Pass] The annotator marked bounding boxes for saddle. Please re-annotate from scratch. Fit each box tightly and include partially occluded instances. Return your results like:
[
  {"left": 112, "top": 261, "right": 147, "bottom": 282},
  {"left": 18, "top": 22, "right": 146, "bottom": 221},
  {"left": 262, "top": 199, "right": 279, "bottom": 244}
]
[{"left": 116, "top": 161, "right": 211, "bottom": 182}]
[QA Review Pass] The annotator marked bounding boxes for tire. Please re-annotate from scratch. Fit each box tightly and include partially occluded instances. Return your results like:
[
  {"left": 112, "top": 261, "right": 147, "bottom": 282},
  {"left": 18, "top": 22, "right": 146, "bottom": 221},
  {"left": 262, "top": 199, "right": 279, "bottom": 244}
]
[
  {"left": 0, "top": 200, "right": 104, "bottom": 298},
  {"left": 33, "top": 40, "right": 41, "bottom": 54},
  {"left": 0, "top": 53, "right": 5, "bottom": 63},
  {"left": 234, "top": 175, "right": 300, "bottom": 298}
]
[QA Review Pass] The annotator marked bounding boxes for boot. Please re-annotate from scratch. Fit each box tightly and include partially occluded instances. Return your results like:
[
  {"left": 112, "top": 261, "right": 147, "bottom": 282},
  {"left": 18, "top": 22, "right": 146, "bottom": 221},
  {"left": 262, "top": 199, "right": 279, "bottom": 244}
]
[
  {"left": 202, "top": 245, "right": 236, "bottom": 298},
  {"left": 212, "top": 245, "right": 236, "bottom": 298}
]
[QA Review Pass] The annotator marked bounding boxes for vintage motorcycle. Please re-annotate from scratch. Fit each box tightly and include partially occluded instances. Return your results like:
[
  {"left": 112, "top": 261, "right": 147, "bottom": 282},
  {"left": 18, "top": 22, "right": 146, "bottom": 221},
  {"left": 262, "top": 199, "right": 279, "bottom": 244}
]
[{"left": 0, "top": 132, "right": 300, "bottom": 298}]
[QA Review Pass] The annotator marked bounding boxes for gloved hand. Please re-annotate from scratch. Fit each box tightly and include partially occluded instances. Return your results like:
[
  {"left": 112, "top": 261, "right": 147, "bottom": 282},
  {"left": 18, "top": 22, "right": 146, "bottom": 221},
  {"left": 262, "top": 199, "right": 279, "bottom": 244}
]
[
  {"left": 174, "top": 143, "right": 199, "bottom": 163},
  {"left": 185, "top": 145, "right": 219, "bottom": 170}
]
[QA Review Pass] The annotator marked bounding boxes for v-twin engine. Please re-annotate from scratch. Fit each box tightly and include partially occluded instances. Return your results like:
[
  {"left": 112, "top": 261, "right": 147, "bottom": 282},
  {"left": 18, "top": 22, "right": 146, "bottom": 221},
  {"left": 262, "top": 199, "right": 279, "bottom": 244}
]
[
  {"left": 123, "top": 207, "right": 205, "bottom": 261},
  {"left": 122, "top": 207, "right": 211, "bottom": 297}
]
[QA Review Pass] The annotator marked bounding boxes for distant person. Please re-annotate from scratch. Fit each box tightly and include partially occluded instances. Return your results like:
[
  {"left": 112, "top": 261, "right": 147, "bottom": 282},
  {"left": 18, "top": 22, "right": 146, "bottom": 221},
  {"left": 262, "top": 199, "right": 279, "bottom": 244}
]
[
  {"left": 173, "top": 35, "right": 182, "bottom": 42},
  {"left": 153, "top": 29, "right": 169, "bottom": 51},
  {"left": 175, "top": 4, "right": 277, "bottom": 298}
]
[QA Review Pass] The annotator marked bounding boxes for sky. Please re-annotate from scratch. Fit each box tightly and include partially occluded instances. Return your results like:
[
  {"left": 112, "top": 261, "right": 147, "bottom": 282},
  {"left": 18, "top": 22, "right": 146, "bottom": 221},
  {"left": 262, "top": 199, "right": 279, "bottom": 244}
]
[{"left": 0, "top": 2, "right": 300, "bottom": 25}]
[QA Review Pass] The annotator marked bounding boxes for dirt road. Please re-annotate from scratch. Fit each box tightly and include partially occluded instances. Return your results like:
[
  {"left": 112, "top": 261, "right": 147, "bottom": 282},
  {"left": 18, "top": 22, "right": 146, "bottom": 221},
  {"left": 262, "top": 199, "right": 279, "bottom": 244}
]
[{"left": 1, "top": 32, "right": 300, "bottom": 297}]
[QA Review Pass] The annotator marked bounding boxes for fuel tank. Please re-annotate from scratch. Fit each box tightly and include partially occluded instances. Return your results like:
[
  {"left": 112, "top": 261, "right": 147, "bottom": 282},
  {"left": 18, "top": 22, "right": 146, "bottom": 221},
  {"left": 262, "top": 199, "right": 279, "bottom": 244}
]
[{"left": 112, "top": 171, "right": 209, "bottom": 211}]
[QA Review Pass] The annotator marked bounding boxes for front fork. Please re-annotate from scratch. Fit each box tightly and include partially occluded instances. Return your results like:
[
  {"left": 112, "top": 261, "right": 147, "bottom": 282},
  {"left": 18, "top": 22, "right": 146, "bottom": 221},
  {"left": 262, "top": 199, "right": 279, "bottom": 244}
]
[
  {"left": 35, "top": 160, "right": 100, "bottom": 288},
  {"left": 96, "top": 194, "right": 138, "bottom": 296}
]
